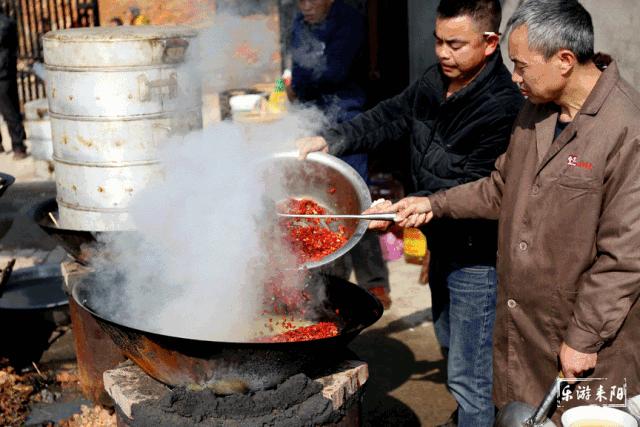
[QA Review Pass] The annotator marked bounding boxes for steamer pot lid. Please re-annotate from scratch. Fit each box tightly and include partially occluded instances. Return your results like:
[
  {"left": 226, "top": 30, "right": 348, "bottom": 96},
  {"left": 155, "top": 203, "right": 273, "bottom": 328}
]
[
  {"left": 43, "top": 25, "right": 197, "bottom": 43},
  {"left": 43, "top": 25, "right": 199, "bottom": 68}
]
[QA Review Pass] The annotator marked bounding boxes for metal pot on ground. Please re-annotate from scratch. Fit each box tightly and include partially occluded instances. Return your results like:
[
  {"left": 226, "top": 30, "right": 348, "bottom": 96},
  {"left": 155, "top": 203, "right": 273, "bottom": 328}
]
[
  {"left": 0, "top": 172, "right": 16, "bottom": 240},
  {"left": 0, "top": 264, "right": 69, "bottom": 367}
]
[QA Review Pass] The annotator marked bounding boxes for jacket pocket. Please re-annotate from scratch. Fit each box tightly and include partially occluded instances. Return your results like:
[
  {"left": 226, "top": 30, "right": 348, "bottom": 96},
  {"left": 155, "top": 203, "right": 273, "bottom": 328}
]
[{"left": 555, "top": 174, "right": 599, "bottom": 191}]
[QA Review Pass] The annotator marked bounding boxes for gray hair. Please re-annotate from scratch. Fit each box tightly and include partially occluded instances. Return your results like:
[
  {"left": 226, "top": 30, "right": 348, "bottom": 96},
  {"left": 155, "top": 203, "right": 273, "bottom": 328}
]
[{"left": 506, "top": 0, "right": 594, "bottom": 63}]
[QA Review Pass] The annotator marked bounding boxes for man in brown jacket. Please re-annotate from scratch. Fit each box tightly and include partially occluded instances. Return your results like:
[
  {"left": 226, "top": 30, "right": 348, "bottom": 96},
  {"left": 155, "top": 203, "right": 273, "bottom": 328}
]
[{"left": 373, "top": 0, "right": 640, "bottom": 420}]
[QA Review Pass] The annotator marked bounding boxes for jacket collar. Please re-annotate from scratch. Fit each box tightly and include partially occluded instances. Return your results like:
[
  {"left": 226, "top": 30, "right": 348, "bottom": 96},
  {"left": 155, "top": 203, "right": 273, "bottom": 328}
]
[
  {"left": 441, "top": 50, "right": 504, "bottom": 104},
  {"left": 534, "top": 62, "right": 620, "bottom": 173},
  {"left": 580, "top": 61, "right": 620, "bottom": 116}
]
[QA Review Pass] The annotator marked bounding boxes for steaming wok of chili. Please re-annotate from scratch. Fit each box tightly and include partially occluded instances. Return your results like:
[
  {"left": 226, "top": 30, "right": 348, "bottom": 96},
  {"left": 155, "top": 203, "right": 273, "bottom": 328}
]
[{"left": 71, "top": 273, "right": 382, "bottom": 391}]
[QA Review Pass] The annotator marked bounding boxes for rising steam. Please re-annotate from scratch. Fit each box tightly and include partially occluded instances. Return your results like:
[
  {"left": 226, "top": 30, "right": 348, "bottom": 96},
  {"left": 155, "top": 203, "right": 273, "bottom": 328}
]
[{"left": 90, "top": 111, "right": 326, "bottom": 341}]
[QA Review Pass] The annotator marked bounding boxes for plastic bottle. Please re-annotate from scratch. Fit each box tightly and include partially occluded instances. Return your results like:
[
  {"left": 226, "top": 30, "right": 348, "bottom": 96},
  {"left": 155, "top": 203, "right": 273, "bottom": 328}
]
[
  {"left": 268, "top": 78, "right": 287, "bottom": 114},
  {"left": 403, "top": 228, "right": 427, "bottom": 265}
]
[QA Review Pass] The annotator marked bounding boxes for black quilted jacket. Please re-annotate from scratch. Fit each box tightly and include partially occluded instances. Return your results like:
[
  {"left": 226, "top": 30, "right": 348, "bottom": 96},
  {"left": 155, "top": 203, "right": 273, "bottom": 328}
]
[{"left": 325, "top": 51, "right": 523, "bottom": 265}]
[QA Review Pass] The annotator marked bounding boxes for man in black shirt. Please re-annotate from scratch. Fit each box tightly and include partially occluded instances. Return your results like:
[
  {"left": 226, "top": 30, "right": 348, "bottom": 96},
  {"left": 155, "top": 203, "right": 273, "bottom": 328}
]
[
  {"left": 0, "top": 12, "right": 27, "bottom": 159},
  {"left": 298, "top": 1, "right": 523, "bottom": 425}
]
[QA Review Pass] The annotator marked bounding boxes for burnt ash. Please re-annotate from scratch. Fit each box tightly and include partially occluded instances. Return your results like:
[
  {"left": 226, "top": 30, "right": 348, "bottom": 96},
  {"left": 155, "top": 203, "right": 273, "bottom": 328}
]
[
  {"left": 162, "top": 373, "right": 322, "bottom": 417},
  {"left": 128, "top": 373, "right": 348, "bottom": 426}
]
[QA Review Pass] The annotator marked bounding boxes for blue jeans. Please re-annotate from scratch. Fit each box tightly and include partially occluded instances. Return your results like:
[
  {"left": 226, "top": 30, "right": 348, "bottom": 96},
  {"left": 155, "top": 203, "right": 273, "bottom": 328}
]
[{"left": 429, "top": 257, "right": 497, "bottom": 427}]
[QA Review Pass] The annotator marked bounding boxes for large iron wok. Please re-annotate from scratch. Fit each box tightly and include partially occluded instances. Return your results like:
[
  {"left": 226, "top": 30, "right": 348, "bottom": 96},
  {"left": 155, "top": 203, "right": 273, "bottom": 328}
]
[
  {"left": 71, "top": 273, "right": 382, "bottom": 393},
  {"left": 31, "top": 198, "right": 122, "bottom": 264}
]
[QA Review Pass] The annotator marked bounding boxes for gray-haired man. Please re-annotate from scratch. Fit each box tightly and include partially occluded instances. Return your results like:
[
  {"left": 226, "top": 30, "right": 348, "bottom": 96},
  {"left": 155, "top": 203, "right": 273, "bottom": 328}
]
[{"left": 378, "top": 0, "right": 640, "bottom": 421}]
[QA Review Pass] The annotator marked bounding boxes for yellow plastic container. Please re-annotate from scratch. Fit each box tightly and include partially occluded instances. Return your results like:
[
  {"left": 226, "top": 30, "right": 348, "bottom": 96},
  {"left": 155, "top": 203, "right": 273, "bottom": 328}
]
[
  {"left": 403, "top": 228, "right": 427, "bottom": 265},
  {"left": 267, "top": 78, "right": 287, "bottom": 114}
]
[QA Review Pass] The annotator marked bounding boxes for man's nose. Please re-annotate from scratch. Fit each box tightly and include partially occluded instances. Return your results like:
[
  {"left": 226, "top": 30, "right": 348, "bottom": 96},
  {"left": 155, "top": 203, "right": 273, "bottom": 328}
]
[
  {"left": 435, "top": 44, "right": 450, "bottom": 60},
  {"left": 511, "top": 71, "right": 523, "bottom": 84},
  {"left": 299, "top": 0, "right": 312, "bottom": 11}
]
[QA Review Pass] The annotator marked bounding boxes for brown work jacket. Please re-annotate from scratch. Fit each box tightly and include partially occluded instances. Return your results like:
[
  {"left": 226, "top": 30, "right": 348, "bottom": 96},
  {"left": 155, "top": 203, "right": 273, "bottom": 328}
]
[{"left": 430, "top": 62, "right": 640, "bottom": 416}]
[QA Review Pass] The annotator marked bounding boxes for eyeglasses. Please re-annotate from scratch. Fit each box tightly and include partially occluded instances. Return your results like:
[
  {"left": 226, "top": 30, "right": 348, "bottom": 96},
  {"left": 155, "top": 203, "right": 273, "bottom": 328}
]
[{"left": 483, "top": 32, "right": 502, "bottom": 37}]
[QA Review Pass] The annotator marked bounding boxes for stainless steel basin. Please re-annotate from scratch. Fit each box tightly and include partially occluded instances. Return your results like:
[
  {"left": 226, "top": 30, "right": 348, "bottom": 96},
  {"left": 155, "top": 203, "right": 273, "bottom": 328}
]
[{"left": 261, "top": 151, "right": 372, "bottom": 269}]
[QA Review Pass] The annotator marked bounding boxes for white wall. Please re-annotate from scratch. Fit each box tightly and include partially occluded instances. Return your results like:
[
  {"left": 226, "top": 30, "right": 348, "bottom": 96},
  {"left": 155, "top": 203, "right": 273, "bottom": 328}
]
[
  {"left": 500, "top": 0, "right": 640, "bottom": 88},
  {"left": 408, "top": 0, "right": 438, "bottom": 82}
]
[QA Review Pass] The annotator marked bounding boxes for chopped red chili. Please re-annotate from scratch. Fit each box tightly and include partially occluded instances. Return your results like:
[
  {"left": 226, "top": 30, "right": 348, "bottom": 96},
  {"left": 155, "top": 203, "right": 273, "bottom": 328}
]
[
  {"left": 282, "top": 198, "right": 348, "bottom": 262},
  {"left": 263, "top": 271, "right": 310, "bottom": 315},
  {"left": 258, "top": 322, "right": 339, "bottom": 343}
]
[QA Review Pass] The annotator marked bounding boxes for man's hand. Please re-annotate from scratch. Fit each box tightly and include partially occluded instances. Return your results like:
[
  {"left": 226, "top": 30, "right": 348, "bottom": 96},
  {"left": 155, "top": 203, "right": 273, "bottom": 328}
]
[
  {"left": 560, "top": 342, "right": 597, "bottom": 383},
  {"left": 296, "top": 136, "right": 329, "bottom": 160},
  {"left": 392, "top": 197, "right": 434, "bottom": 228},
  {"left": 362, "top": 199, "right": 394, "bottom": 231}
]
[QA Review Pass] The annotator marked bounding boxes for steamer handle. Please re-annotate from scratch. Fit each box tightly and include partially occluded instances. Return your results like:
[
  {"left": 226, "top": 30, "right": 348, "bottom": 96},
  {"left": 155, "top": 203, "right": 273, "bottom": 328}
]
[
  {"left": 152, "top": 122, "right": 173, "bottom": 137},
  {"left": 162, "top": 38, "right": 190, "bottom": 64},
  {"left": 138, "top": 73, "right": 178, "bottom": 102}
]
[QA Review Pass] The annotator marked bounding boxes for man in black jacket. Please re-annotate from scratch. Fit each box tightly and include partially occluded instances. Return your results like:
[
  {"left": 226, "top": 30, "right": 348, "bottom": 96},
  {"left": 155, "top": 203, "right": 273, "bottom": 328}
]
[
  {"left": 298, "top": 0, "right": 523, "bottom": 425},
  {"left": 0, "top": 12, "right": 27, "bottom": 159}
]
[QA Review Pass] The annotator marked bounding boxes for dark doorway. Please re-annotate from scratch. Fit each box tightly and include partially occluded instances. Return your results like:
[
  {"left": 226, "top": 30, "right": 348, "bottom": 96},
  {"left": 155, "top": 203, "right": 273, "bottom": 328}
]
[{"left": 277, "top": 0, "right": 410, "bottom": 185}]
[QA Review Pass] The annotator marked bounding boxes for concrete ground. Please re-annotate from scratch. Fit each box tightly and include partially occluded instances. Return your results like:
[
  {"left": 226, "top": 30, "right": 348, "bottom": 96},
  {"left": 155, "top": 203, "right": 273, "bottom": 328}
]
[
  {"left": 351, "top": 261, "right": 456, "bottom": 426},
  {"left": 0, "top": 156, "right": 456, "bottom": 426}
]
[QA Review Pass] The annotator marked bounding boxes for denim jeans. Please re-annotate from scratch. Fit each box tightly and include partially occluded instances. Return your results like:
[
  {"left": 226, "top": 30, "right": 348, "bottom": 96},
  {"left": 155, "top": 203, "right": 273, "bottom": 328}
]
[{"left": 429, "top": 256, "right": 497, "bottom": 427}]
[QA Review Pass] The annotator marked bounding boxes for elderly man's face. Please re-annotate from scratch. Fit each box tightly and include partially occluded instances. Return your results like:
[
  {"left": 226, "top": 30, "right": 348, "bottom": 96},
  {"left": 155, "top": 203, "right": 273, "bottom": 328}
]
[
  {"left": 509, "top": 25, "right": 566, "bottom": 104},
  {"left": 434, "top": 16, "right": 498, "bottom": 83},
  {"left": 298, "top": 0, "right": 334, "bottom": 25}
]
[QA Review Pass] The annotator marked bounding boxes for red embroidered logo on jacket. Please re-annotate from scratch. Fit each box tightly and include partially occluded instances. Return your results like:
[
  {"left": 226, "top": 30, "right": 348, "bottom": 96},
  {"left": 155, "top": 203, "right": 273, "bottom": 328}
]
[{"left": 567, "top": 155, "right": 593, "bottom": 170}]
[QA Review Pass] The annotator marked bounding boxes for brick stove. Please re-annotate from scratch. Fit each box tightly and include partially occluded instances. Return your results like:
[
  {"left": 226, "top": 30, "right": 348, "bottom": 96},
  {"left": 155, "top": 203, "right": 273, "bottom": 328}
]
[{"left": 104, "top": 360, "right": 368, "bottom": 427}]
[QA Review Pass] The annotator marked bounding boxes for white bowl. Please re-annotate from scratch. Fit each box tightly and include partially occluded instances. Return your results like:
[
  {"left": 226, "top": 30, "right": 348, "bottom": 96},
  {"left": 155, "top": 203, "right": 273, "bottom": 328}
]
[
  {"left": 229, "top": 94, "right": 263, "bottom": 112},
  {"left": 562, "top": 406, "right": 638, "bottom": 427}
]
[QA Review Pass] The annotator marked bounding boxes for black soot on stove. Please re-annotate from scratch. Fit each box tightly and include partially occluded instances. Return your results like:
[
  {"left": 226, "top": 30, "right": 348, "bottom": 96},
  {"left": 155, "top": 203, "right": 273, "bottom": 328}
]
[{"left": 147, "top": 373, "right": 342, "bottom": 426}]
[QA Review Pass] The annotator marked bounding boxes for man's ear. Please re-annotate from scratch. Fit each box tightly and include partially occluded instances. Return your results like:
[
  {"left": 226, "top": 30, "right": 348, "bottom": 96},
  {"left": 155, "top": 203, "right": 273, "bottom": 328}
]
[
  {"left": 484, "top": 34, "right": 499, "bottom": 57},
  {"left": 557, "top": 49, "right": 577, "bottom": 75}
]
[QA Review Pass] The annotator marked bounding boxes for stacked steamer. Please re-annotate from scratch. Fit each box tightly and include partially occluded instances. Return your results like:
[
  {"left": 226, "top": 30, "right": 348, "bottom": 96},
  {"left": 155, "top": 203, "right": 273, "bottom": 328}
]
[
  {"left": 43, "top": 26, "right": 202, "bottom": 232},
  {"left": 24, "top": 99, "right": 53, "bottom": 162},
  {"left": 40, "top": 26, "right": 202, "bottom": 406},
  {"left": 23, "top": 99, "right": 54, "bottom": 179}
]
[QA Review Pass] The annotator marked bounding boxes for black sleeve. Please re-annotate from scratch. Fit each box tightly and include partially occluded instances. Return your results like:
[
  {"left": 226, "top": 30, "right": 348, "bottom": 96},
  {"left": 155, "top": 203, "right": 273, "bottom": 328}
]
[
  {"left": 323, "top": 79, "right": 420, "bottom": 156},
  {"left": 410, "top": 107, "right": 518, "bottom": 197}
]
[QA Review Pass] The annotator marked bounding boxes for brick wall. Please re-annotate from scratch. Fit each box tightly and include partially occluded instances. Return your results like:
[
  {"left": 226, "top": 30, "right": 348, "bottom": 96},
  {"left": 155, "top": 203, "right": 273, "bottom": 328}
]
[{"left": 99, "top": 0, "right": 217, "bottom": 26}]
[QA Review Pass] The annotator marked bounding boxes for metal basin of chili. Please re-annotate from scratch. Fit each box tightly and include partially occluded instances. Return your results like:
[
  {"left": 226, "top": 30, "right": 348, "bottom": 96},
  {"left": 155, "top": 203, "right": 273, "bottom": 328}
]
[{"left": 281, "top": 198, "right": 348, "bottom": 262}]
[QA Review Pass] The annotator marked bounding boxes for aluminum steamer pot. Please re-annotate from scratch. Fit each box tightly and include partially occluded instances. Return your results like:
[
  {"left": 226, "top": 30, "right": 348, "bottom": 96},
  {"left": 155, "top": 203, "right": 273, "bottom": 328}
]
[
  {"left": 43, "top": 26, "right": 203, "bottom": 232},
  {"left": 262, "top": 151, "right": 372, "bottom": 270}
]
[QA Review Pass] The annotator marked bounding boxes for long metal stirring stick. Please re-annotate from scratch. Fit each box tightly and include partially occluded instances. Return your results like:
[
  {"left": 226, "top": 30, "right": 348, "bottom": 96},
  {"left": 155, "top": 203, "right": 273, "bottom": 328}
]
[{"left": 277, "top": 213, "right": 398, "bottom": 221}]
